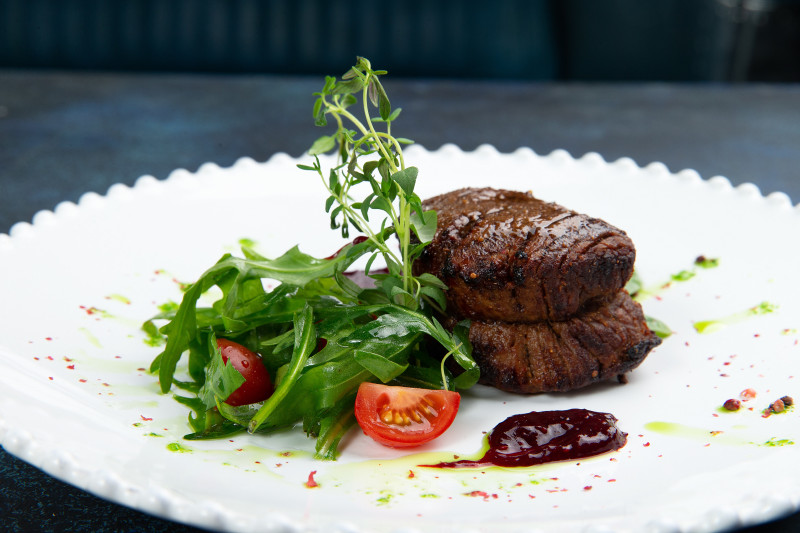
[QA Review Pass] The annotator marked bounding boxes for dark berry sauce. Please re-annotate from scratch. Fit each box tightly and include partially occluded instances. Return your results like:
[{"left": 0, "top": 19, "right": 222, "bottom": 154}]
[{"left": 426, "top": 409, "right": 626, "bottom": 468}]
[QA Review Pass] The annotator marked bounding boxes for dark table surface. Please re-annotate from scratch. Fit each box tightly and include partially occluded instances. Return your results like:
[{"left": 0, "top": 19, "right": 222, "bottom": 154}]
[{"left": 1, "top": 70, "right": 799, "bottom": 532}]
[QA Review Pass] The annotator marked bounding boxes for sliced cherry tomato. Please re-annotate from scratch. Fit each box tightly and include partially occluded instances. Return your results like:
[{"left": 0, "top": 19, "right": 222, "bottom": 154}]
[
  {"left": 354, "top": 383, "right": 460, "bottom": 448},
  {"left": 216, "top": 339, "right": 273, "bottom": 406}
]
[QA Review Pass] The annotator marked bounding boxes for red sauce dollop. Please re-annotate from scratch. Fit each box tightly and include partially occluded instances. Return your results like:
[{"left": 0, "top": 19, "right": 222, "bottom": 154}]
[{"left": 426, "top": 409, "right": 626, "bottom": 468}]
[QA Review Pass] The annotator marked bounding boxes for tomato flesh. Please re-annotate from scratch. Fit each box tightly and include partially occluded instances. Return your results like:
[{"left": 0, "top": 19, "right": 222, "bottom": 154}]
[
  {"left": 354, "top": 383, "right": 460, "bottom": 448},
  {"left": 216, "top": 339, "right": 273, "bottom": 406}
]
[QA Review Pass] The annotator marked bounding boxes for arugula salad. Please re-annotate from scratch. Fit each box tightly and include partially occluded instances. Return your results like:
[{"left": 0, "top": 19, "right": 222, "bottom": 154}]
[{"left": 146, "top": 58, "right": 478, "bottom": 460}]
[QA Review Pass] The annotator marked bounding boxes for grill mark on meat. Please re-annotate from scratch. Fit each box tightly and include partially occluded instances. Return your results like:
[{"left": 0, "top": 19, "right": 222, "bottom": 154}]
[
  {"left": 541, "top": 321, "right": 574, "bottom": 391},
  {"left": 557, "top": 320, "right": 596, "bottom": 389},
  {"left": 414, "top": 188, "right": 636, "bottom": 323},
  {"left": 569, "top": 302, "right": 616, "bottom": 381}
]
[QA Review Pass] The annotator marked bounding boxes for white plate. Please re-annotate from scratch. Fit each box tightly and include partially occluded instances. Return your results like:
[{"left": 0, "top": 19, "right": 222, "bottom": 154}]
[{"left": 1, "top": 145, "right": 799, "bottom": 533}]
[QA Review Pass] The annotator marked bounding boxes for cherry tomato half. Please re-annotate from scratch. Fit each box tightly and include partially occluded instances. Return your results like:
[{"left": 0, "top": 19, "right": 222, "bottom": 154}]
[
  {"left": 216, "top": 339, "right": 273, "bottom": 406},
  {"left": 354, "top": 383, "right": 461, "bottom": 448}
]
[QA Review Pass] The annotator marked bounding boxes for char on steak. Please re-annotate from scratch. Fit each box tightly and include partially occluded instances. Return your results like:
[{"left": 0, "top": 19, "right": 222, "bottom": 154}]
[
  {"left": 413, "top": 188, "right": 636, "bottom": 323},
  {"left": 446, "top": 290, "right": 661, "bottom": 393}
]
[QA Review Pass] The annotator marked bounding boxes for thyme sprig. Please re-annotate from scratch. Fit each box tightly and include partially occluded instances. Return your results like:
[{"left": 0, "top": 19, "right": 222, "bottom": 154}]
[{"left": 298, "top": 57, "right": 439, "bottom": 311}]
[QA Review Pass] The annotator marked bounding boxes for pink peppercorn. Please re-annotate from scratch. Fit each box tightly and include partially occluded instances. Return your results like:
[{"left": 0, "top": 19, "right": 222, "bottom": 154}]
[
  {"left": 740, "top": 389, "right": 757, "bottom": 400},
  {"left": 770, "top": 399, "right": 786, "bottom": 414},
  {"left": 723, "top": 399, "right": 741, "bottom": 411}
]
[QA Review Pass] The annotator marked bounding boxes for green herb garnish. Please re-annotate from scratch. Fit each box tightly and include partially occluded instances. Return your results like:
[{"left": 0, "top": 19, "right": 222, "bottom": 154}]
[
  {"left": 146, "top": 58, "right": 477, "bottom": 460},
  {"left": 693, "top": 301, "right": 778, "bottom": 334}
]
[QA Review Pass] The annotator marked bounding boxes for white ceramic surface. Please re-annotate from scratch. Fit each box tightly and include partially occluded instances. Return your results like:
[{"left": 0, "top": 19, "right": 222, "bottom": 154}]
[{"left": 1, "top": 145, "right": 799, "bottom": 533}]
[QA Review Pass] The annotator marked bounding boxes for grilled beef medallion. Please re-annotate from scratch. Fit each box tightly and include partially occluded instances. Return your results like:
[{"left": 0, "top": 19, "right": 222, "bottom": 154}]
[
  {"left": 414, "top": 187, "right": 636, "bottom": 323},
  {"left": 417, "top": 187, "right": 660, "bottom": 393},
  {"left": 448, "top": 291, "right": 661, "bottom": 393}
]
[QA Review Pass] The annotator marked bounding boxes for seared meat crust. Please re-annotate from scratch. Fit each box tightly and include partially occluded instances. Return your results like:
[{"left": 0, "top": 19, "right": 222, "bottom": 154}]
[
  {"left": 454, "top": 290, "right": 661, "bottom": 393},
  {"left": 414, "top": 188, "right": 636, "bottom": 323}
]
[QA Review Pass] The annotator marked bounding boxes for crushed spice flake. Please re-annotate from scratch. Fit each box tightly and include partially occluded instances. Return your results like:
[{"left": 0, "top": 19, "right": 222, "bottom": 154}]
[
  {"left": 79, "top": 305, "right": 107, "bottom": 317},
  {"left": 305, "top": 471, "right": 319, "bottom": 488},
  {"left": 466, "top": 491, "right": 498, "bottom": 501}
]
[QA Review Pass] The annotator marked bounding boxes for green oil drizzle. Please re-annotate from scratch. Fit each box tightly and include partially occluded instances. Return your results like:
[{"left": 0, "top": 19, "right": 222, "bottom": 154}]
[
  {"left": 670, "top": 270, "right": 696, "bottom": 282},
  {"left": 693, "top": 301, "right": 778, "bottom": 334},
  {"left": 375, "top": 492, "right": 394, "bottom": 506},
  {"left": 644, "top": 421, "right": 750, "bottom": 445},
  {"left": 645, "top": 421, "right": 794, "bottom": 448},
  {"left": 763, "top": 438, "right": 795, "bottom": 447},
  {"left": 106, "top": 294, "right": 131, "bottom": 305},
  {"left": 631, "top": 256, "right": 720, "bottom": 302},
  {"left": 167, "top": 442, "right": 193, "bottom": 453},
  {"left": 78, "top": 327, "right": 102, "bottom": 348}
]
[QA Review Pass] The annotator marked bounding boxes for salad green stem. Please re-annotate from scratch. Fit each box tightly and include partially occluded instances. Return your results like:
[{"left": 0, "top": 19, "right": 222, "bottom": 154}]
[{"left": 248, "top": 305, "right": 316, "bottom": 433}]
